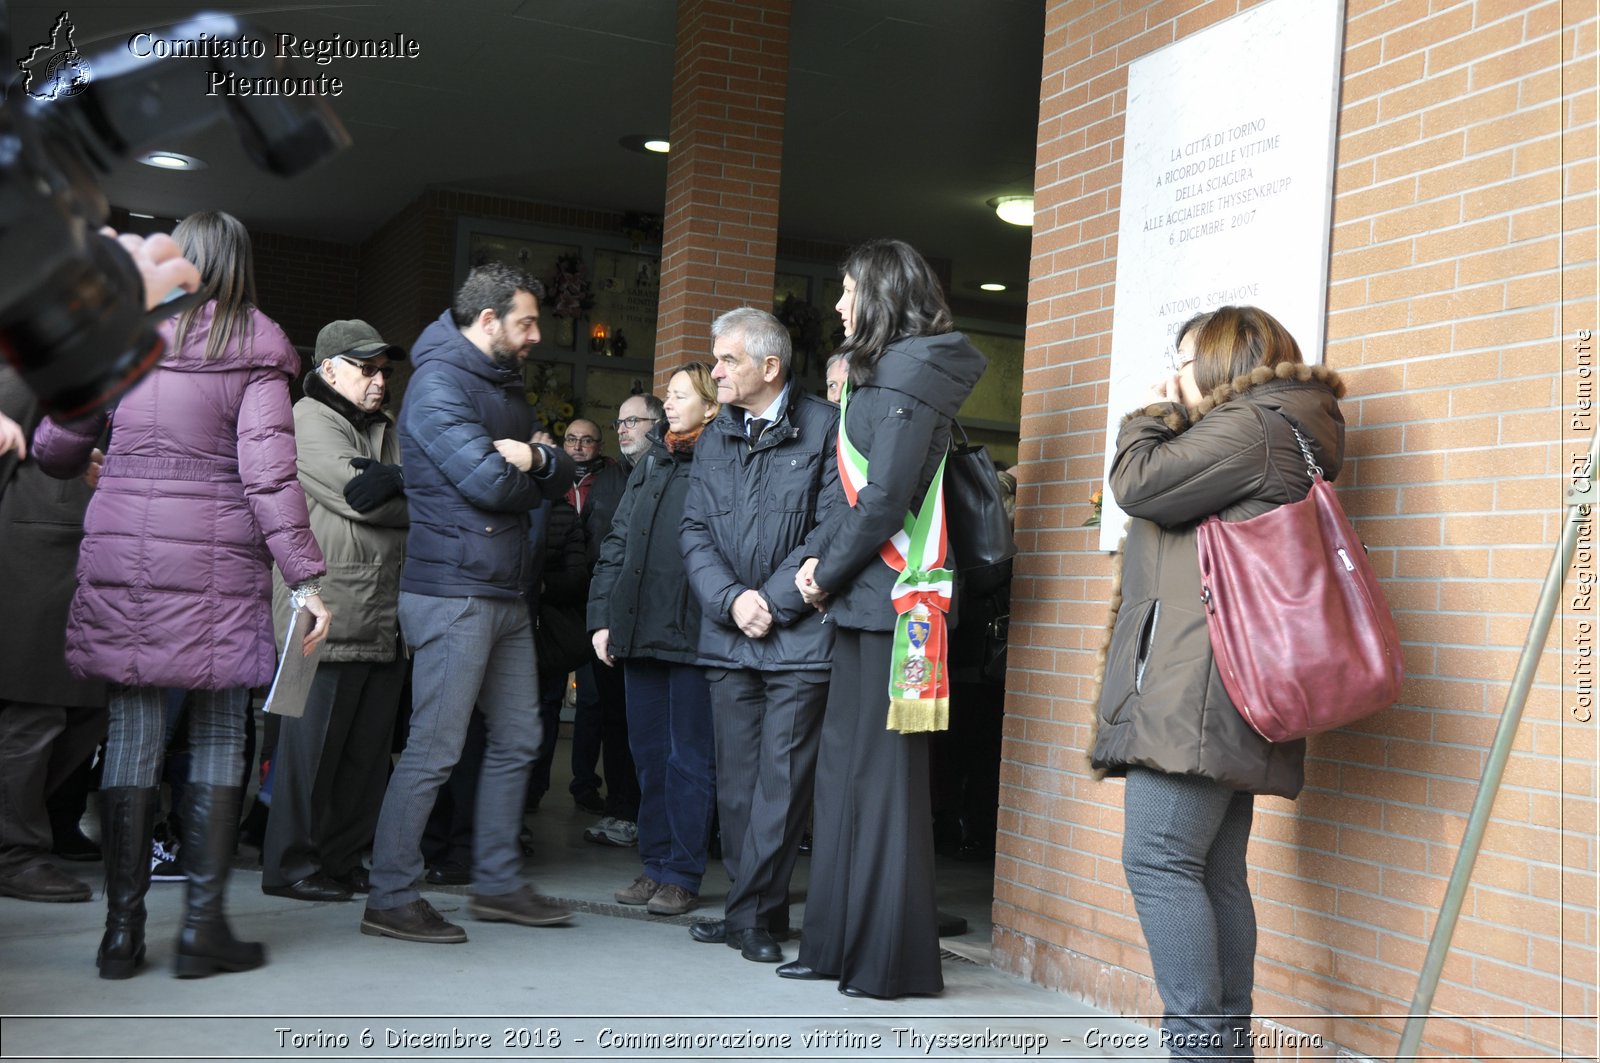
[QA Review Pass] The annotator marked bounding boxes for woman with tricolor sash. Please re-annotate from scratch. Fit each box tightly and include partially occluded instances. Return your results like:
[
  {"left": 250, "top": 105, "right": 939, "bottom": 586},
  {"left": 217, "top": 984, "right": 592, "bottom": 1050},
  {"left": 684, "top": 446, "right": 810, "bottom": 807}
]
[{"left": 789, "top": 239, "right": 986, "bottom": 999}]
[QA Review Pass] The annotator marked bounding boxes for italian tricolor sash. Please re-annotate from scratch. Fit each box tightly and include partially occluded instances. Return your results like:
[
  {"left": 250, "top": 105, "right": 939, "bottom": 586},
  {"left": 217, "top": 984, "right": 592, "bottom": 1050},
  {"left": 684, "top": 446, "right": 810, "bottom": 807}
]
[{"left": 836, "top": 383, "right": 952, "bottom": 734}]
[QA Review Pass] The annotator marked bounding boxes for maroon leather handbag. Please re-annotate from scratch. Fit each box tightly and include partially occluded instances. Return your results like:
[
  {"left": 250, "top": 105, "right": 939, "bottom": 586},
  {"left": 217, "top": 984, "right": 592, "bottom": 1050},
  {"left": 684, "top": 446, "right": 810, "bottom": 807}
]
[{"left": 1195, "top": 420, "right": 1403, "bottom": 743}]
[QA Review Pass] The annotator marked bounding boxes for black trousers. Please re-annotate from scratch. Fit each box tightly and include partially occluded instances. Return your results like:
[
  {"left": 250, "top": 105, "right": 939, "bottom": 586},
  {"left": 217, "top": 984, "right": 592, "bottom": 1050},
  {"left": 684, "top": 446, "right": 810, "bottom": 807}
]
[
  {"left": 707, "top": 667, "right": 827, "bottom": 932},
  {"left": 572, "top": 661, "right": 639, "bottom": 819},
  {"left": 0, "top": 701, "right": 106, "bottom": 873},
  {"left": 261, "top": 658, "right": 406, "bottom": 887},
  {"left": 798, "top": 628, "right": 942, "bottom": 997}
]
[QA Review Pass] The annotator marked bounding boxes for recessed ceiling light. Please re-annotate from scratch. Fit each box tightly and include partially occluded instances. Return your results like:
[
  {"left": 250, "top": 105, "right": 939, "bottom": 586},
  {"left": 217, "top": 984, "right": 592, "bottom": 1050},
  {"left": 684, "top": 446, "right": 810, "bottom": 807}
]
[
  {"left": 979, "top": 282, "right": 1007, "bottom": 292},
  {"left": 139, "top": 151, "right": 206, "bottom": 171},
  {"left": 619, "top": 135, "right": 670, "bottom": 156},
  {"left": 127, "top": 212, "right": 156, "bottom": 219},
  {"left": 989, "top": 194, "right": 1034, "bottom": 227}
]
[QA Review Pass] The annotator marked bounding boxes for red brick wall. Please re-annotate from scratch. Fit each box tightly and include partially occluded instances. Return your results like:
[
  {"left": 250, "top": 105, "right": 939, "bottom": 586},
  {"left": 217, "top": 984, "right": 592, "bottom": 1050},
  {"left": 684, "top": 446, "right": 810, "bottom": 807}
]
[
  {"left": 355, "top": 197, "right": 434, "bottom": 357},
  {"left": 654, "top": 0, "right": 790, "bottom": 387},
  {"left": 1001, "top": 2, "right": 1598, "bottom": 1059},
  {"left": 252, "top": 231, "right": 360, "bottom": 356}
]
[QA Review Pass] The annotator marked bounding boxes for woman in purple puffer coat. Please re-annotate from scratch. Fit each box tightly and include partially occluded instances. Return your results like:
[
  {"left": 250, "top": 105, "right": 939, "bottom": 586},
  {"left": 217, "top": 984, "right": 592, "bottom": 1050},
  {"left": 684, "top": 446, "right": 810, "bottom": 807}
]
[{"left": 33, "top": 211, "right": 331, "bottom": 981}]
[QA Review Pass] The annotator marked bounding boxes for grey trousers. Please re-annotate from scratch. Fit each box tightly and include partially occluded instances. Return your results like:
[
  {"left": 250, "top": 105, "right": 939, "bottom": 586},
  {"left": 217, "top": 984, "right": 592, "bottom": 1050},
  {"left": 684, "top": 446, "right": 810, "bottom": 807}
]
[
  {"left": 1122, "top": 767, "right": 1258, "bottom": 1062},
  {"left": 708, "top": 667, "right": 827, "bottom": 932},
  {"left": 368, "top": 594, "right": 542, "bottom": 909}
]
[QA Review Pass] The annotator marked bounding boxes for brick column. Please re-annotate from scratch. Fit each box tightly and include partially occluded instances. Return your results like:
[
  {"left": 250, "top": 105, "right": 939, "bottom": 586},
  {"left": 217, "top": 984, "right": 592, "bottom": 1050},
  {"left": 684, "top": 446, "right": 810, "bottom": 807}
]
[{"left": 653, "top": 0, "right": 790, "bottom": 385}]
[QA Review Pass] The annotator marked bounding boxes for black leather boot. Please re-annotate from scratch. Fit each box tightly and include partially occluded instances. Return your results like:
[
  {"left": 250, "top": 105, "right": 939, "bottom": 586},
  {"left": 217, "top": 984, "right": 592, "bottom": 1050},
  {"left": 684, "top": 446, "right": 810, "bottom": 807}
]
[
  {"left": 172, "top": 785, "right": 265, "bottom": 978},
  {"left": 97, "top": 787, "right": 158, "bottom": 979}
]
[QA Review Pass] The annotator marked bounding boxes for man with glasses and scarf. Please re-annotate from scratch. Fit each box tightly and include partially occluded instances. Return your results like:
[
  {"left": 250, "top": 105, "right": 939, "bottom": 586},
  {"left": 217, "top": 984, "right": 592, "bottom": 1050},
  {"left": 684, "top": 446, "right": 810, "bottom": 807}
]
[{"left": 262, "top": 320, "right": 409, "bottom": 905}]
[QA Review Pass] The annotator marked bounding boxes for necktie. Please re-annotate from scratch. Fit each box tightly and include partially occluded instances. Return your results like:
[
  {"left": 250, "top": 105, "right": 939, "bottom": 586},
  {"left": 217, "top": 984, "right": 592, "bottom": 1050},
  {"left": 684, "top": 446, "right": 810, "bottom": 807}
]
[{"left": 747, "top": 417, "right": 771, "bottom": 445}]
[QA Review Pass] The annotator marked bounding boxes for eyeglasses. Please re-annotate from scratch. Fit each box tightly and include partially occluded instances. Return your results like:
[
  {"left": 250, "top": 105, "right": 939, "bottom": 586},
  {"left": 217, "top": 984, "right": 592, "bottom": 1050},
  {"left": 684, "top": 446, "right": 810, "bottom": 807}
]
[
  {"left": 1163, "top": 350, "right": 1195, "bottom": 374},
  {"left": 564, "top": 435, "right": 600, "bottom": 447},
  {"left": 613, "top": 416, "right": 649, "bottom": 430},
  {"left": 336, "top": 355, "right": 395, "bottom": 379}
]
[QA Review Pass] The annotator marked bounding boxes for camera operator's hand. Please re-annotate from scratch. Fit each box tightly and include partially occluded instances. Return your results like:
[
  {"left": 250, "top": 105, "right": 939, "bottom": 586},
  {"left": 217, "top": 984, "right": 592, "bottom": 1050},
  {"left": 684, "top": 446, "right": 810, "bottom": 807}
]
[
  {"left": 100, "top": 229, "right": 201, "bottom": 310},
  {"left": 0, "top": 413, "right": 25, "bottom": 459}
]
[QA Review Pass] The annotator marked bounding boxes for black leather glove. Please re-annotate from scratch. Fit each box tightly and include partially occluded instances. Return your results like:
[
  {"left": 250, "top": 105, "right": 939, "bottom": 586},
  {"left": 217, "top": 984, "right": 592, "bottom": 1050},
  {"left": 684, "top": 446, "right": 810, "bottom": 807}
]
[{"left": 343, "top": 457, "right": 405, "bottom": 513}]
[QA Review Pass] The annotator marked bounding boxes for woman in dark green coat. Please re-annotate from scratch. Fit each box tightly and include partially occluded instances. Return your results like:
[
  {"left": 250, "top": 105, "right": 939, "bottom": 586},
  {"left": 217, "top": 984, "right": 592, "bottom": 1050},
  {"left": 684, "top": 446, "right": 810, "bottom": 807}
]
[{"left": 1091, "top": 306, "right": 1346, "bottom": 1060}]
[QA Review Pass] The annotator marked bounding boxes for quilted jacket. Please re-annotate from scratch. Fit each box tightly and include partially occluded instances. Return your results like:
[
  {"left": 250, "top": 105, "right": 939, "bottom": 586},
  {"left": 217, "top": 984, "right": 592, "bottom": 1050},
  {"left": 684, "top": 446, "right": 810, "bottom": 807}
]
[{"left": 32, "top": 304, "right": 325, "bottom": 689}]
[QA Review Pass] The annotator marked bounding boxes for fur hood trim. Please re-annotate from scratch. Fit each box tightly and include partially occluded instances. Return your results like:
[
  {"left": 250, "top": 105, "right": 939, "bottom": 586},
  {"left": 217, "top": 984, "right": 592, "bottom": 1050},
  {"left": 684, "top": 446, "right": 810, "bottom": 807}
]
[{"left": 1119, "top": 362, "right": 1346, "bottom": 432}]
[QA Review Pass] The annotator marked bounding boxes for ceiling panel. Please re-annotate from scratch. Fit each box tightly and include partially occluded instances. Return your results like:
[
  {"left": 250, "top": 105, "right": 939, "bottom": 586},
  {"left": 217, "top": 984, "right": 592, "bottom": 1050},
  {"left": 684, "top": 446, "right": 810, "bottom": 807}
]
[{"left": 6, "top": 0, "right": 1044, "bottom": 305}]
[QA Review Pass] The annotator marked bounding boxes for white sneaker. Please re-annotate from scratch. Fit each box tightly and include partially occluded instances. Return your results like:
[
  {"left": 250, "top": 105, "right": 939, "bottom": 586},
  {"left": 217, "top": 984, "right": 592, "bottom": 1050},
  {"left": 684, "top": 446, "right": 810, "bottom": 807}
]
[
  {"left": 150, "top": 838, "right": 184, "bottom": 882},
  {"left": 583, "top": 817, "right": 638, "bottom": 847}
]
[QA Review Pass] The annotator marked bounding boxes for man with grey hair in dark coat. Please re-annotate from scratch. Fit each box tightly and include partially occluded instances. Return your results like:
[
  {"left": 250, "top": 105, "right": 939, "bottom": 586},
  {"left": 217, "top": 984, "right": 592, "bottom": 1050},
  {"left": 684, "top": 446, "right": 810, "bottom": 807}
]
[{"left": 680, "top": 307, "right": 839, "bottom": 964}]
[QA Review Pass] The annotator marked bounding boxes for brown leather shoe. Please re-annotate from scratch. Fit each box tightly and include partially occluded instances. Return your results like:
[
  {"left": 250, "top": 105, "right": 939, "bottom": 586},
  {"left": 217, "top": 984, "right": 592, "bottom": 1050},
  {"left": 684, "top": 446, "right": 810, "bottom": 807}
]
[
  {"left": 469, "top": 886, "right": 572, "bottom": 927},
  {"left": 360, "top": 898, "right": 467, "bottom": 943},
  {"left": 614, "top": 874, "right": 660, "bottom": 906},
  {"left": 0, "top": 861, "right": 91, "bottom": 903},
  {"left": 645, "top": 883, "right": 697, "bottom": 916}
]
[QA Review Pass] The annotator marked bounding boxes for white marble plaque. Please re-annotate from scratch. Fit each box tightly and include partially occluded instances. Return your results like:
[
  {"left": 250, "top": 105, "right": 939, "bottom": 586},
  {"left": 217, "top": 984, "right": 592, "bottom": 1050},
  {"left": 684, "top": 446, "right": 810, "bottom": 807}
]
[{"left": 1098, "top": 0, "right": 1346, "bottom": 550}]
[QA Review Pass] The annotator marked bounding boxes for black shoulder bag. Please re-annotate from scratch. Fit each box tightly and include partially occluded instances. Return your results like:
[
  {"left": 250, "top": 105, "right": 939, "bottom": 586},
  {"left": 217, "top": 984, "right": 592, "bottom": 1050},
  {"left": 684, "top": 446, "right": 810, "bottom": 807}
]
[{"left": 944, "top": 421, "right": 1016, "bottom": 598}]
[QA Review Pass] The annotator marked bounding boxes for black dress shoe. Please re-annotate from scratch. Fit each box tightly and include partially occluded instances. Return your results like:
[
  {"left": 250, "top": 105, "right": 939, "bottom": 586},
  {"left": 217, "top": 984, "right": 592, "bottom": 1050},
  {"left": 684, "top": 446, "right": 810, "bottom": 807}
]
[
  {"left": 688, "top": 919, "right": 726, "bottom": 944},
  {"left": 839, "top": 983, "right": 897, "bottom": 1000},
  {"left": 53, "top": 829, "right": 102, "bottom": 862},
  {"left": 328, "top": 866, "right": 371, "bottom": 893},
  {"left": 262, "top": 874, "right": 353, "bottom": 902},
  {"left": 735, "top": 928, "right": 783, "bottom": 963},
  {"left": 776, "top": 961, "right": 825, "bottom": 980},
  {"left": 424, "top": 861, "right": 470, "bottom": 886}
]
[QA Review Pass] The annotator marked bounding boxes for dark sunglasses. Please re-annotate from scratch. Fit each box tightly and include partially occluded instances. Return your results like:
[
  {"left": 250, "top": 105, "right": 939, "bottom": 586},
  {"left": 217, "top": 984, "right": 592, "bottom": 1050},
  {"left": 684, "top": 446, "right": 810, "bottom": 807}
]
[{"left": 337, "top": 355, "right": 395, "bottom": 379}]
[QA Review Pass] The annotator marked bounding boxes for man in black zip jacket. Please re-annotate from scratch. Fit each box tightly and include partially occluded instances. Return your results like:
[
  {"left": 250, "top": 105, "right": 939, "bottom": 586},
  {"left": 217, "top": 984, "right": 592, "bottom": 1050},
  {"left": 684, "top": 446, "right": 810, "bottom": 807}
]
[{"left": 680, "top": 308, "right": 839, "bottom": 963}]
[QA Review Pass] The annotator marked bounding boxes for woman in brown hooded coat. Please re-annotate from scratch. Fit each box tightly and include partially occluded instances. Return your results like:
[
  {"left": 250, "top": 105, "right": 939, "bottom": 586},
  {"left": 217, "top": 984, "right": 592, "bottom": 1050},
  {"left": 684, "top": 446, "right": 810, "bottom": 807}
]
[{"left": 1091, "top": 306, "right": 1346, "bottom": 1060}]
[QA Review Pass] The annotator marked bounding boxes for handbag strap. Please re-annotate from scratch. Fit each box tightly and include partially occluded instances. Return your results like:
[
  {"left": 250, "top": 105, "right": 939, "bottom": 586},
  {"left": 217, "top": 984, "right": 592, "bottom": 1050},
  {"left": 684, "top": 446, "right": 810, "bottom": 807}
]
[
  {"left": 1291, "top": 425, "right": 1322, "bottom": 480},
  {"left": 1272, "top": 408, "right": 1323, "bottom": 481}
]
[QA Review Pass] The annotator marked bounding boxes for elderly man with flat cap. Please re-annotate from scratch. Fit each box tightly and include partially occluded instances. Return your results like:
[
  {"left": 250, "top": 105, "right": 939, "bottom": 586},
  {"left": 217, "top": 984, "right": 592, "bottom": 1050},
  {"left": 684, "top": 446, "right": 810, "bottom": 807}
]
[{"left": 261, "top": 319, "right": 410, "bottom": 903}]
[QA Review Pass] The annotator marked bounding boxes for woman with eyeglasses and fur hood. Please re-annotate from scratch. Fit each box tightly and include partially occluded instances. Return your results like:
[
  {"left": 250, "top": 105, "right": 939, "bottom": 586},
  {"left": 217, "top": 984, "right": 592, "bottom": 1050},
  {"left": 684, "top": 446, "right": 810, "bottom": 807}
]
[{"left": 1090, "top": 306, "right": 1346, "bottom": 1060}]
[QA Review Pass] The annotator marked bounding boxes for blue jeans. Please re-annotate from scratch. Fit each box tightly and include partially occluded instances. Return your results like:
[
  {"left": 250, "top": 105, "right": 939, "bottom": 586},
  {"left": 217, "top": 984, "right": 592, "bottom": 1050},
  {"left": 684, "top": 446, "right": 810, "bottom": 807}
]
[
  {"left": 368, "top": 594, "right": 542, "bottom": 909},
  {"left": 1122, "top": 768, "right": 1257, "bottom": 1061},
  {"left": 623, "top": 659, "right": 714, "bottom": 892}
]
